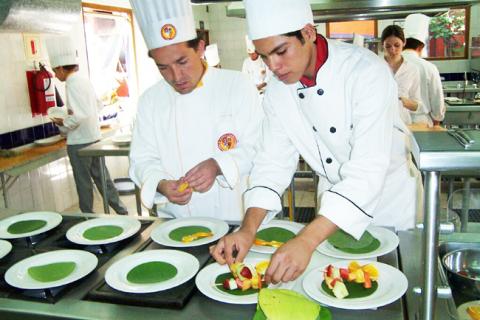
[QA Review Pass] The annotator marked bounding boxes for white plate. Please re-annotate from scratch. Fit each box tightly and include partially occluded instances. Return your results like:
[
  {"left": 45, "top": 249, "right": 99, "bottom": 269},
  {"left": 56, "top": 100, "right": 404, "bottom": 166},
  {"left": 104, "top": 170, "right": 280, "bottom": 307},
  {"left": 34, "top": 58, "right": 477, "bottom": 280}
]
[
  {"left": 5, "top": 249, "right": 98, "bottom": 289},
  {"left": 47, "top": 106, "right": 68, "bottom": 120},
  {"left": 34, "top": 135, "right": 64, "bottom": 146},
  {"left": 150, "top": 217, "right": 229, "bottom": 248},
  {"left": 303, "top": 260, "right": 408, "bottom": 310},
  {"left": 195, "top": 257, "right": 295, "bottom": 304},
  {"left": 112, "top": 134, "right": 131, "bottom": 146},
  {"left": 0, "top": 240, "right": 12, "bottom": 259},
  {"left": 105, "top": 249, "right": 199, "bottom": 293},
  {"left": 250, "top": 220, "right": 304, "bottom": 254},
  {"left": 0, "top": 211, "right": 62, "bottom": 239},
  {"left": 316, "top": 226, "right": 399, "bottom": 259},
  {"left": 66, "top": 216, "right": 141, "bottom": 245},
  {"left": 457, "top": 300, "right": 480, "bottom": 320}
]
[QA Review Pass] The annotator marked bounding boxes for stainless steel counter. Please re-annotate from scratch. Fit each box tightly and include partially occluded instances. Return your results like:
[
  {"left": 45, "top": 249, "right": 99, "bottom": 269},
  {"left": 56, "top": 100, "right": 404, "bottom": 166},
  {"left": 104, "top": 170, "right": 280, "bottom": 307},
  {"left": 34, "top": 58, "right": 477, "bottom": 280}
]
[
  {"left": 77, "top": 139, "right": 142, "bottom": 215},
  {"left": 412, "top": 131, "right": 480, "bottom": 320},
  {"left": 0, "top": 210, "right": 407, "bottom": 320}
]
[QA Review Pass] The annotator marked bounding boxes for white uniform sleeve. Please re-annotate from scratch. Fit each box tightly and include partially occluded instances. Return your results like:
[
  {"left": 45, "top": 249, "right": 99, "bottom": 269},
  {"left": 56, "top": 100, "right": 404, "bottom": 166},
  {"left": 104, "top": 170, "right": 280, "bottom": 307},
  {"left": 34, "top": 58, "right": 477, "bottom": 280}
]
[
  {"left": 214, "top": 75, "right": 263, "bottom": 188},
  {"left": 408, "top": 65, "right": 425, "bottom": 115},
  {"left": 129, "top": 93, "right": 172, "bottom": 209},
  {"left": 320, "top": 61, "right": 397, "bottom": 239},
  {"left": 62, "top": 80, "right": 93, "bottom": 130},
  {"left": 428, "top": 65, "right": 445, "bottom": 122},
  {"left": 244, "top": 92, "right": 299, "bottom": 223}
]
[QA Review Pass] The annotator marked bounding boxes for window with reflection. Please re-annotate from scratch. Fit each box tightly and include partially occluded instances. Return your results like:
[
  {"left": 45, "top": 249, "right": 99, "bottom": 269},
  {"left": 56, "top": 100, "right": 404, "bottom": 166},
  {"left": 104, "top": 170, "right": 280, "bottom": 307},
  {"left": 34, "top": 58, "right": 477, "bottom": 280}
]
[
  {"left": 326, "top": 20, "right": 378, "bottom": 53},
  {"left": 428, "top": 7, "right": 469, "bottom": 59}
]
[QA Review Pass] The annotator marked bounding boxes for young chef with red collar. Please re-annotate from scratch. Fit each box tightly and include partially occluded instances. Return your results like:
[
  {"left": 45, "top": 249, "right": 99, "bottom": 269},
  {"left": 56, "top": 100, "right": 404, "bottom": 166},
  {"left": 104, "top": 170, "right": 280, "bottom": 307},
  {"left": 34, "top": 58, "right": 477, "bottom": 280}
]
[
  {"left": 211, "top": 0, "right": 420, "bottom": 283},
  {"left": 128, "top": 0, "right": 262, "bottom": 220}
]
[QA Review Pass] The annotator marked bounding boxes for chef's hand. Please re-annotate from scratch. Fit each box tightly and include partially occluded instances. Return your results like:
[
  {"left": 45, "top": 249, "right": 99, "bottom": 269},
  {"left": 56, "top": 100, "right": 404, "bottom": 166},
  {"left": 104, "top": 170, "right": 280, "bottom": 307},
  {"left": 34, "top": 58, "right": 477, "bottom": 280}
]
[
  {"left": 52, "top": 117, "right": 64, "bottom": 126},
  {"left": 210, "top": 207, "right": 267, "bottom": 265},
  {"left": 210, "top": 227, "right": 256, "bottom": 265},
  {"left": 157, "top": 179, "right": 192, "bottom": 205},
  {"left": 264, "top": 235, "right": 315, "bottom": 284},
  {"left": 264, "top": 215, "right": 338, "bottom": 284},
  {"left": 184, "top": 158, "right": 220, "bottom": 193}
]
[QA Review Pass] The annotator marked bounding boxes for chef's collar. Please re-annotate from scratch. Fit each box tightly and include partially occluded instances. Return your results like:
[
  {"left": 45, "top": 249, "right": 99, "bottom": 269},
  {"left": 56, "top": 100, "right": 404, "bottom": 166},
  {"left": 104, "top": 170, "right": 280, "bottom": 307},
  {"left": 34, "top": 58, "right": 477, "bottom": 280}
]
[
  {"left": 299, "top": 34, "right": 328, "bottom": 88},
  {"left": 195, "top": 60, "right": 208, "bottom": 89}
]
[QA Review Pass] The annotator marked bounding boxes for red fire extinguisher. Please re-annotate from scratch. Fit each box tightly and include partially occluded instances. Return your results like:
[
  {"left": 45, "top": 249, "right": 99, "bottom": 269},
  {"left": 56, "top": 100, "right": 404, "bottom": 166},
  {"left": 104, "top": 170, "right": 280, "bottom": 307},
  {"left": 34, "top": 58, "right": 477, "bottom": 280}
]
[{"left": 26, "top": 63, "right": 56, "bottom": 116}]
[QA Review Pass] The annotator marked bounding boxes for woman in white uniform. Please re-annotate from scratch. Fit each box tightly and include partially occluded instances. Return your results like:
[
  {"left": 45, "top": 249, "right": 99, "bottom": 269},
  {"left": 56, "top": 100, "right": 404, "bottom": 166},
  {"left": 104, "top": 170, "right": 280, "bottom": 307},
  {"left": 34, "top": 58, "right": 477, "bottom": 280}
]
[
  {"left": 211, "top": 0, "right": 420, "bottom": 284},
  {"left": 128, "top": 0, "right": 262, "bottom": 221},
  {"left": 381, "top": 25, "right": 423, "bottom": 125}
]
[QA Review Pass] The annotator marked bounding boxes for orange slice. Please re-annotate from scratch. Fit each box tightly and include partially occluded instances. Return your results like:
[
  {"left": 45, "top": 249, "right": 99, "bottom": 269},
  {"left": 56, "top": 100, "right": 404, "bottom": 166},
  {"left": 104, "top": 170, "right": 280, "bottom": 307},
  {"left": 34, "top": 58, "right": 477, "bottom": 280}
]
[
  {"left": 467, "top": 306, "right": 480, "bottom": 320},
  {"left": 177, "top": 182, "right": 189, "bottom": 192}
]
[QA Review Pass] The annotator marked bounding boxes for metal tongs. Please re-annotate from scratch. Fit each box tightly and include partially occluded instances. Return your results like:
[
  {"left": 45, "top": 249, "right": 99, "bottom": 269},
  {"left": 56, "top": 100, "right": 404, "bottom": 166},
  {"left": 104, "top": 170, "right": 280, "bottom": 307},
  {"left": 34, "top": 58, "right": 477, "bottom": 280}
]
[{"left": 448, "top": 128, "right": 475, "bottom": 149}]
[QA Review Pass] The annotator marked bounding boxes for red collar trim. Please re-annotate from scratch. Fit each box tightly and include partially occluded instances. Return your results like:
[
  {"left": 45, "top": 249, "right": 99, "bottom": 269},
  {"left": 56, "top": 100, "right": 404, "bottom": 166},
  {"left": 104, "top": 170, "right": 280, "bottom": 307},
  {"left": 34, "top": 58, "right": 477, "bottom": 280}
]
[{"left": 300, "top": 34, "right": 328, "bottom": 87}]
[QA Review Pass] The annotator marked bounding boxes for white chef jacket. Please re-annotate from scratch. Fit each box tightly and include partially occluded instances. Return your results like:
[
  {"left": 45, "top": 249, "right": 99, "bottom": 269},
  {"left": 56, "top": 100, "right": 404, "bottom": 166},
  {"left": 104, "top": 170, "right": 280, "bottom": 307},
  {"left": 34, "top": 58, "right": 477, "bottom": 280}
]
[
  {"left": 129, "top": 66, "right": 263, "bottom": 221},
  {"left": 245, "top": 39, "right": 419, "bottom": 238},
  {"left": 386, "top": 58, "right": 423, "bottom": 125},
  {"left": 403, "top": 50, "right": 445, "bottom": 126},
  {"left": 60, "top": 73, "right": 102, "bottom": 145},
  {"left": 242, "top": 57, "right": 272, "bottom": 86}
]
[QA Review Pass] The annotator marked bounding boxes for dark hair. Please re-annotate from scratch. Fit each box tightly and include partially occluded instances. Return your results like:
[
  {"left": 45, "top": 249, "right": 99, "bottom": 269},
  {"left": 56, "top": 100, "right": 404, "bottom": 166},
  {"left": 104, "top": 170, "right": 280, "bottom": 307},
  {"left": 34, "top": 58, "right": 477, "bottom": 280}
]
[
  {"left": 381, "top": 25, "right": 405, "bottom": 43},
  {"left": 187, "top": 37, "right": 201, "bottom": 50},
  {"left": 283, "top": 30, "right": 305, "bottom": 44},
  {"left": 404, "top": 38, "right": 425, "bottom": 50},
  {"left": 61, "top": 65, "right": 79, "bottom": 71}
]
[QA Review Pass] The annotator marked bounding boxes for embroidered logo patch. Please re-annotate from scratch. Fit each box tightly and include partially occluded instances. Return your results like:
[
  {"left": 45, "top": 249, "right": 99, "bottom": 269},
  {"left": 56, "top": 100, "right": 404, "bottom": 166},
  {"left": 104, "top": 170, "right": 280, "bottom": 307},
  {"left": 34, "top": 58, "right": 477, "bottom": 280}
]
[
  {"left": 217, "top": 133, "right": 237, "bottom": 151},
  {"left": 161, "top": 24, "right": 176, "bottom": 40}
]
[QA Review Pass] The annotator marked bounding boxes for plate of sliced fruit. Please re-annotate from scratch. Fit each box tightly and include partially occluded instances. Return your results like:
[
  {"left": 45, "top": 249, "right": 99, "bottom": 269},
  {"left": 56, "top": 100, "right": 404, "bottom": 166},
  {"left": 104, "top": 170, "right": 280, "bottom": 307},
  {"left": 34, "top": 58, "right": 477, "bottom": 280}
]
[
  {"left": 316, "top": 226, "right": 399, "bottom": 259},
  {"left": 150, "top": 217, "right": 229, "bottom": 248},
  {"left": 249, "top": 220, "right": 304, "bottom": 254},
  {"left": 195, "top": 258, "right": 294, "bottom": 304},
  {"left": 302, "top": 260, "right": 408, "bottom": 310}
]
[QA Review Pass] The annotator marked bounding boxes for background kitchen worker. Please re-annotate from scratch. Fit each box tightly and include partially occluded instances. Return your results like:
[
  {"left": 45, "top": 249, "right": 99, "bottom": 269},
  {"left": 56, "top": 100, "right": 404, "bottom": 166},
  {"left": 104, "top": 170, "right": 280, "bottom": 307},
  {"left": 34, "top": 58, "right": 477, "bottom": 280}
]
[
  {"left": 46, "top": 36, "right": 128, "bottom": 215},
  {"left": 128, "top": 0, "right": 262, "bottom": 220},
  {"left": 381, "top": 25, "right": 422, "bottom": 125},
  {"left": 211, "top": 0, "right": 420, "bottom": 284},
  {"left": 242, "top": 35, "right": 271, "bottom": 93},
  {"left": 403, "top": 13, "right": 445, "bottom": 127}
]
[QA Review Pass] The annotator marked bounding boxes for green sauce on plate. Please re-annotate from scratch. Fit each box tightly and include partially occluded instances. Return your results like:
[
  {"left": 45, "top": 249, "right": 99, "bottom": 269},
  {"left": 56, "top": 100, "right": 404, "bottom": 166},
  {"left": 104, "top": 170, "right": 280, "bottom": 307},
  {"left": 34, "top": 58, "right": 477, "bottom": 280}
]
[
  {"left": 83, "top": 225, "right": 123, "bottom": 240},
  {"left": 168, "top": 226, "right": 212, "bottom": 242},
  {"left": 7, "top": 220, "right": 47, "bottom": 234},
  {"left": 28, "top": 262, "right": 76, "bottom": 282},
  {"left": 127, "top": 261, "right": 177, "bottom": 284},
  {"left": 256, "top": 227, "right": 295, "bottom": 243},
  {"left": 328, "top": 229, "right": 380, "bottom": 253}
]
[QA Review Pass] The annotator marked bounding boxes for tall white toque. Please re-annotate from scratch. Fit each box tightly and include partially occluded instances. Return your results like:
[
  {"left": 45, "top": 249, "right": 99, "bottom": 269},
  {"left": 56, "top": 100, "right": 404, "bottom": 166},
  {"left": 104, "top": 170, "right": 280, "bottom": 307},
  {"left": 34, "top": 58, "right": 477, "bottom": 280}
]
[
  {"left": 404, "top": 13, "right": 431, "bottom": 45},
  {"left": 244, "top": 0, "right": 314, "bottom": 41},
  {"left": 129, "top": 0, "right": 197, "bottom": 50},
  {"left": 45, "top": 36, "right": 79, "bottom": 68}
]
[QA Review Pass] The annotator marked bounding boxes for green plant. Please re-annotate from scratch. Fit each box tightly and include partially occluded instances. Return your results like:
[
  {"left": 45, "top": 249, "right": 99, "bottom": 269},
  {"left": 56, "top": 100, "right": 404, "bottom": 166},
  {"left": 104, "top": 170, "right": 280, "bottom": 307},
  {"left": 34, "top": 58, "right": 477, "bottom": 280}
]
[{"left": 430, "top": 9, "right": 465, "bottom": 57}]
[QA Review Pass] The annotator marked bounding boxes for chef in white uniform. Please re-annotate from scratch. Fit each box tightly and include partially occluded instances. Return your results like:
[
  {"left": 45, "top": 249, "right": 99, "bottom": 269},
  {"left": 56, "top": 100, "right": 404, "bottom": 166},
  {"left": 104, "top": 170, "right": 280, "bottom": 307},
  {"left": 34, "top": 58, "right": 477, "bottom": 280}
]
[
  {"left": 242, "top": 35, "right": 271, "bottom": 92},
  {"left": 402, "top": 14, "right": 445, "bottom": 127},
  {"left": 128, "top": 0, "right": 262, "bottom": 221},
  {"left": 46, "top": 36, "right": 128, "bottom": 215},
  {"left": 211, "top": 0, "right": 420, "bottom": 283},
  {"left": 381, "top": 25, "right": 423, "bottom": 125}
]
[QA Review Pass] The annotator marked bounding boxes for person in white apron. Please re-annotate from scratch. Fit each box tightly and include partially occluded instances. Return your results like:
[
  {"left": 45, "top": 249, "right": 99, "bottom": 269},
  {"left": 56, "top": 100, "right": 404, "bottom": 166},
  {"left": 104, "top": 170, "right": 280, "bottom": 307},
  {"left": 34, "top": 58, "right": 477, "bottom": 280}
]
[
  {"left": 242, "top": 35, "right": 271, "bottom": 93},
  {"left": 381, "top": 25, "right": 423, "bottom": 125},
  {"left": 46, "top": 36, "right": 128, "bottom": 215},
  {"left": 211, "top": 0, "right": 420, "bottom": 284},
  {"left": 128, "top": 0, "right": 262, "bottom": 221},
  {"left": 403, "top": 14, "right": 445, "bottom": 127}
]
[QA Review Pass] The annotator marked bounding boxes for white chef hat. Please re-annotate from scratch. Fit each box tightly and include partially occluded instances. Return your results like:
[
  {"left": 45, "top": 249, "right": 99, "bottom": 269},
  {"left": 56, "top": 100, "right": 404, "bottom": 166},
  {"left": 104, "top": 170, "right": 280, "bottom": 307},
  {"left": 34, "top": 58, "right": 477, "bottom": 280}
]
[
  {"left": 353, "top": 33, "right": 365, "bottom": 47},
  {"left": 129, "top": 0, "right": 197, "bottom": 50},
  {"left": 45, "top": 36, "right": 79, "bottom": 69},
  {"left": 404, "top": 13, "right": 430, "bottom": 44},
  {"left": 204, "top": 43, "right": 220, "bottom": 67},
  {"left": 245, "top": 35, "right": 255, "bottom": 54},
  {"left": 244, "top": 0, "right": 313, "bottom": 40}
]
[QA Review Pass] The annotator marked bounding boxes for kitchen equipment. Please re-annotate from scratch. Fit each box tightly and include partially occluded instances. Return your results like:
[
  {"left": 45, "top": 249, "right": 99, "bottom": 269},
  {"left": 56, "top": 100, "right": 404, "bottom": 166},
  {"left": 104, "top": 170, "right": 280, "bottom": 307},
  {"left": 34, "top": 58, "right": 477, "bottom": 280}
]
[
  {"left": 442, "top": 249, "right": 480, "bottom": 299},
  {"left": 448, "top": 130, "right": 472, "bottom": 149}
]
